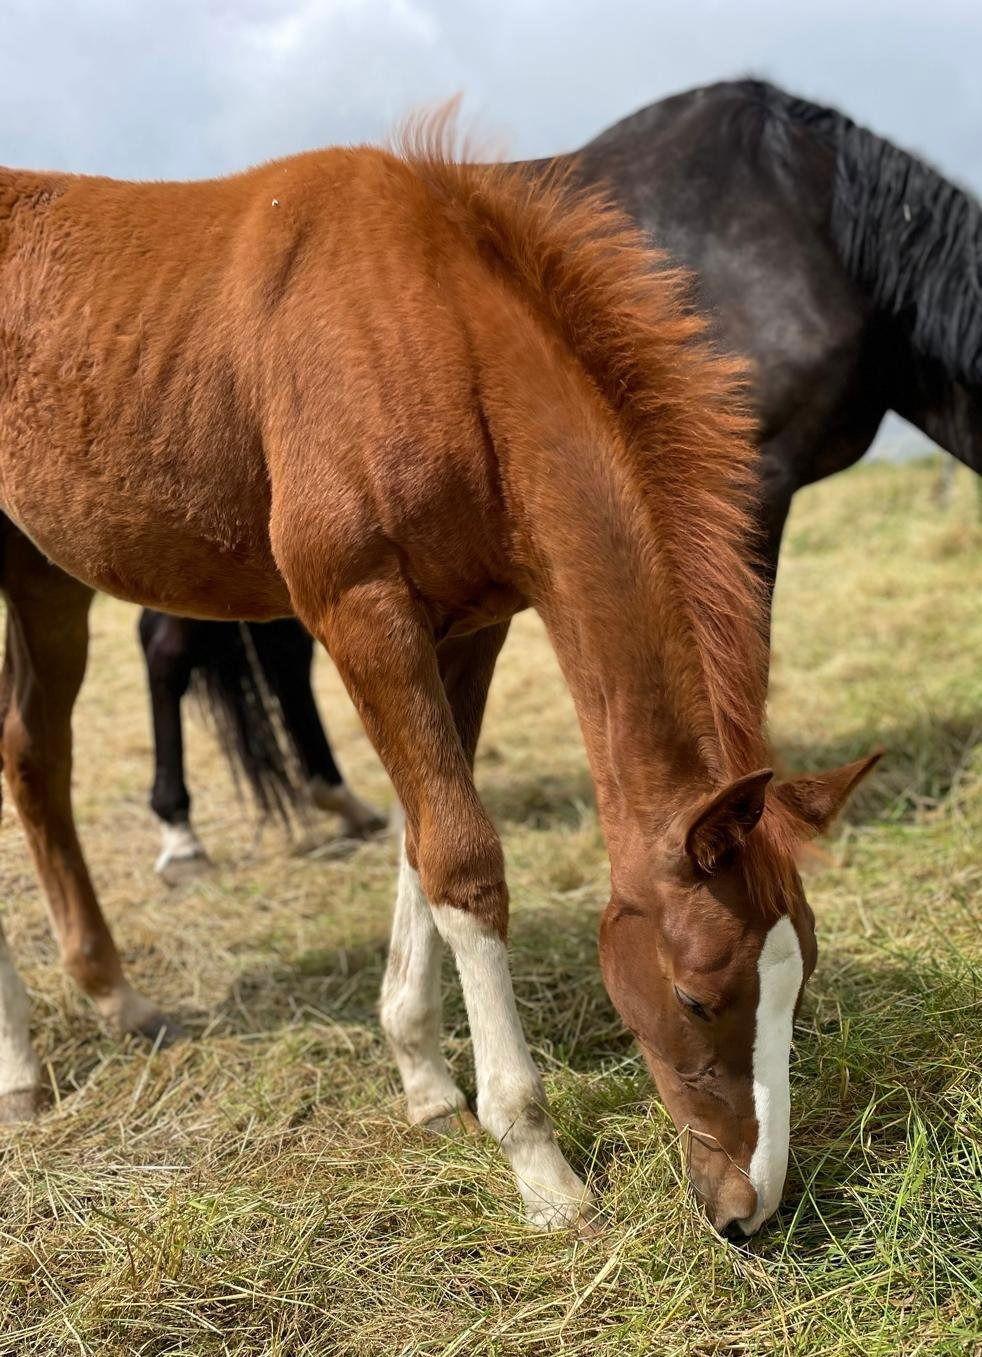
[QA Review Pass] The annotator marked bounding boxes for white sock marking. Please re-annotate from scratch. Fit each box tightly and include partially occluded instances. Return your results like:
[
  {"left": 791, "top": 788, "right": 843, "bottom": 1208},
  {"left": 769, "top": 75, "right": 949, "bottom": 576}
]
[
  {"left": 0, "top": 922, "right": 40, "bottom": 1099},
  {"left": 380, "top": 844, "right": 466, "bottom": 1124},
  {"left": 155, "top": 820, "right": 207, "bottom": 875},
  {"left": 433, "top": 906, "right": 593, "bottom": 1228},
  {"left": 741, "top": 915, "right": 804, "bottom": 1235}
]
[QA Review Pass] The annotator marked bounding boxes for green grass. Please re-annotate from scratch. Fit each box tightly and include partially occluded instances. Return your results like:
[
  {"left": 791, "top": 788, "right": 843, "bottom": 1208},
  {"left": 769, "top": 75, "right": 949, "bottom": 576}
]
[{"left": 0, "top": 459, "right": 979, "bottom": 1355}]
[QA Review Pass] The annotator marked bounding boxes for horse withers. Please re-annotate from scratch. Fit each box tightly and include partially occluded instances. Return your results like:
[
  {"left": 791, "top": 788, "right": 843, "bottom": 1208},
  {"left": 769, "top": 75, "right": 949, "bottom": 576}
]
[{"left": 0, "top": 126, "right": 877, "bottom": 1235}]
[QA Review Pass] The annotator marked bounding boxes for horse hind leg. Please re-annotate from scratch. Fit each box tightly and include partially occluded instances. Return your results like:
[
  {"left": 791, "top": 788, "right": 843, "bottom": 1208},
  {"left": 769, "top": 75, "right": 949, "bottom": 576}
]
[
  {"left": 138, "top": 610, "right": 211, "bottom": 883},
  {"left": 1, "top": 527, "right": 181, "bottom": 1042}
]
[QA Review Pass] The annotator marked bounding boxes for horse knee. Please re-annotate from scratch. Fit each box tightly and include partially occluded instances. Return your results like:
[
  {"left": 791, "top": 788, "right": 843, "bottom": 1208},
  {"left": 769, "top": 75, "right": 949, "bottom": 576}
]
[
  {"left": 415, "top": 818, "right": 508, "bottom": 936},
  {"left": 379, "top": 977, "right": 431, "bottom": 1052}
]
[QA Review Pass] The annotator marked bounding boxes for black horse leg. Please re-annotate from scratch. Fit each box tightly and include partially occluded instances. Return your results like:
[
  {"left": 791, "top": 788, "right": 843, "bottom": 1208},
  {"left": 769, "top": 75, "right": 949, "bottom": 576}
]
[
  {"left": 138, "top": 611, "right": 210, "bottom": 881},
  {"left": 247, "top": 621, "right": 339, "bottom": 785},
  {"left": 752, "top": 442, "right": 800, "bottom": 637},
  {"left": 247, "top": 620, "right": 387, "bottom": 836}
]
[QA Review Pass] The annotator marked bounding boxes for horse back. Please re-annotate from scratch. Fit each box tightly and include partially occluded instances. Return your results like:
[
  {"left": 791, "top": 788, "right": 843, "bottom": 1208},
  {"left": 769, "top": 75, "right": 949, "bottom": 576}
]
[
  {"left": 567, "top": 85, "right": 873, "bottom": 437},
  {"left": 0, "top": 150, "right": 525, "bottom": 622}
]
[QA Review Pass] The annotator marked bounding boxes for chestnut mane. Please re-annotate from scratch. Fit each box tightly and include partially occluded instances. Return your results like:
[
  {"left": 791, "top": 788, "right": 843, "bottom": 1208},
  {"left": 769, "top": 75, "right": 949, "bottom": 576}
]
[{"left": 398, "top": 114, "right": 808, "bottom": 914}]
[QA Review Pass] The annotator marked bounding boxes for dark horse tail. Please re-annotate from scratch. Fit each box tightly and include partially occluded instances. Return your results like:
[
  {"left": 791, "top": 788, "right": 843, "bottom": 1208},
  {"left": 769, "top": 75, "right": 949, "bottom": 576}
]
[
  {"left": 742, "top": 79, "right": 982, "bottom": 387},
  {"left": 189, "top": 621, "right": 306, "bottom": 823}
]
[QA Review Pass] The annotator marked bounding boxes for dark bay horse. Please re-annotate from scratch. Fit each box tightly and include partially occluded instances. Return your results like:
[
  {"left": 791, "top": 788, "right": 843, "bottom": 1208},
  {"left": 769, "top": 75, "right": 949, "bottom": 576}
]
[
  {"left": 137, "top": 77, "right": 979, "bottom": 877},
  {"left": 0, "top": 122, "right": 877, "bottom": 1235}
]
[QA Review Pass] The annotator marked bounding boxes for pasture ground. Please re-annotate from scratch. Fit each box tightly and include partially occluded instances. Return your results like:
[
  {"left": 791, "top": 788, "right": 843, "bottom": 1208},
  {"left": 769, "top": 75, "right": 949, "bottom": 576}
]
[{"left": 0, "top": 459, "right": 980, "bottom": 1356}]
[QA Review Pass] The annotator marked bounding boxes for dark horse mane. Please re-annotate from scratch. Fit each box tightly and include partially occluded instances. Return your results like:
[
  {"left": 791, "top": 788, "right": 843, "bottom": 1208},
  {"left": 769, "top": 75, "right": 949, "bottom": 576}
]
[{"left": 733, "top": 78, "right": 982, "bottom": 387}]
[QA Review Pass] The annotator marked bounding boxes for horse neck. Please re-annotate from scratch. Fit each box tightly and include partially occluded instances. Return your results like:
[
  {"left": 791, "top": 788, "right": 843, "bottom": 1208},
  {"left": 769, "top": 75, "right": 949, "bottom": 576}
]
[
  {"left": 514, "top": 427, "right": 762, "bottom": 850},
  {"left": 893, "top": 347, "right": 982, "bottom": 474}
]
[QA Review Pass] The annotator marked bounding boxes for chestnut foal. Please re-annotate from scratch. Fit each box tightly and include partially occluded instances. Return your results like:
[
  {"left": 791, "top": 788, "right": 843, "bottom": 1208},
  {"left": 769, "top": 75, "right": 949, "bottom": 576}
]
[{"left": 0, "top": 129, "right": 877, "bottom": 1234}]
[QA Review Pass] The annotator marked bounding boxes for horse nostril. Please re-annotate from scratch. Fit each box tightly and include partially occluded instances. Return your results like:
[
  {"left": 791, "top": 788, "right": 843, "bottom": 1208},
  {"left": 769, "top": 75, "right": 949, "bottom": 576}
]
[{"left": 717, "top": 1217, "right": 748, "bottom": 1243}]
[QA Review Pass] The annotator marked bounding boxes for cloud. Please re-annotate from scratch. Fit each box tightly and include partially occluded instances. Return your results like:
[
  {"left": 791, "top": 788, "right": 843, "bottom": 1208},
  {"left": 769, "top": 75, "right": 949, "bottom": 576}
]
[{"left": 0, "top": 0, "right": 979, "bottom": 194}]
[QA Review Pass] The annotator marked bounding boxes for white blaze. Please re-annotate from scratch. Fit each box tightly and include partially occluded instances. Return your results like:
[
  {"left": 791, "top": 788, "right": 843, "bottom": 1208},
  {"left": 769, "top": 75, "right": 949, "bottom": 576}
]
[{"left": 741, "top": 915, "right": 804, "bottom": 1235}]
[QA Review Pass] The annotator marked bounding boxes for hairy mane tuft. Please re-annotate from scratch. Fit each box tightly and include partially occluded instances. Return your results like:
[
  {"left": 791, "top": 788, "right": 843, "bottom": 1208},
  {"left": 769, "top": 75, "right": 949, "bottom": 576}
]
[
  {"left": 395, "top": 108, "right": 808, "bottom": 915},
  {"left": 739, "top": 79, "right": 982, "bottom": 387}
]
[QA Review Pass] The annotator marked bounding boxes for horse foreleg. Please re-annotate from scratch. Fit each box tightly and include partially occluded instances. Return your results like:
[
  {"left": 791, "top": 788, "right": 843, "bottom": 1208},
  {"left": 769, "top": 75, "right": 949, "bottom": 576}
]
[
  {"left": 753, "top": 446, "right": 797, "bottom": 639},
  {"left": 2, "top": 534, "right": 180, "bottom": 1041},
  {"left": 297, "top": 573, "right": 591, "bottom": 1230},
  {"left": 379, "top": 625, "right": 508, "bottom": 1134},
  {"left": 380, "top": 838, "right": 474, "bottom": 1130}
]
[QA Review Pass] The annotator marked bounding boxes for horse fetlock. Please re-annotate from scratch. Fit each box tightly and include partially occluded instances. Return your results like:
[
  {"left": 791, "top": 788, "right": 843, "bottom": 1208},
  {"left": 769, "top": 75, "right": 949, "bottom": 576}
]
[
  {"left": 407, "top": 1082, "right": 472, "bottom": 1128},
  {"left": 477, "top": 1081, "right": 595, "bottom": 1229},
  {"left": 477, "top": 1081, "right": 549, "bottom": 1147},
  {"left": 382, "top": 1008, "right": 468, "bottom": 1127}
]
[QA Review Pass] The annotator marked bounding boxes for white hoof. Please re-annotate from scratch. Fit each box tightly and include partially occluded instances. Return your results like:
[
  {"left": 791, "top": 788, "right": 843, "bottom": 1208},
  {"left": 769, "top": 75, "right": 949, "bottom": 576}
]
[
  {"left": 522, "top": 1175, "right": 597, "bottom": 1234},
  {"left": 155, "top": 821, "right": 211, "bottom": 885},
  {"left": 418, "top": 1107, "right": 482, "bottom": 1137},
  {"left": 0, "top": 1086, "right": 46, "bottom": 1124}
]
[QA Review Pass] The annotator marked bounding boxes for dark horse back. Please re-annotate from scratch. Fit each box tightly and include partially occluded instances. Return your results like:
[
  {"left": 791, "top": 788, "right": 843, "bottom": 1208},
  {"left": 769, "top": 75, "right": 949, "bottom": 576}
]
[{"left": 558, "top": 79, "right": 981, "bottom": 574}]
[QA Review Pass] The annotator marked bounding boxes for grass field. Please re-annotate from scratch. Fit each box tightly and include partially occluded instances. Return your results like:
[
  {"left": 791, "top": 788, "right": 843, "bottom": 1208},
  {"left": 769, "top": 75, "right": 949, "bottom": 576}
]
[{"left": 0, "top": 459, "right": 979, "bottom": 1356}]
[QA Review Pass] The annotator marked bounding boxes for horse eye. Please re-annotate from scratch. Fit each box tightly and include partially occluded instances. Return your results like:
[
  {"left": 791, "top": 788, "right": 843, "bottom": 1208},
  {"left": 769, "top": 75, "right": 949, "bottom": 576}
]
[{"left": 674, "top": 985, "right": 711, "bottom": 1021}]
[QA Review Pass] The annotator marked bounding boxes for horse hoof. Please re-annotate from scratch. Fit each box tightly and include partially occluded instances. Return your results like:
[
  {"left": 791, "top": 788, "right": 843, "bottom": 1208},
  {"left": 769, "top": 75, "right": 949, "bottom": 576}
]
[
  {"left": 524, "top": 1179, "right": 599, "bottom": 1234},
  {"left": 109, "top": 986, "right": 186, "bottom": 1046},
  {"left": 571, "top": 1209, "right": 603, "bottom": 1239},
  {"left": 419, "top": 1107, "right": 481, "bottom": 1137},
  {"left": 0, "top": 1087, "right": 45, "bottom": 1124},
  {"left": 345, "top": 810, "right": 388, "bottom": 840},
  {"left": 525, "top": 1201, "right": 600, "bottom": 1235},
  {"left": 155, "top": 822, "right": 211, "bottom": 886},
  {"left": 308, "top": 780, "right": 388, "bottom": 839},
  {"left": 156, "top": 848, "right": 212, "bottom": 886},
  {"left": 130, "top": 1009, "right": 185, "bottom": 1046}
]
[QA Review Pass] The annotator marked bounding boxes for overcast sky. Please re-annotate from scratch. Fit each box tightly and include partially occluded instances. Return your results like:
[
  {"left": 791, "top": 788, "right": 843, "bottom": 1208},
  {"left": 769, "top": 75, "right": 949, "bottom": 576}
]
[{"left": 1, "top": 0, "right": 980, "bottom": 195}]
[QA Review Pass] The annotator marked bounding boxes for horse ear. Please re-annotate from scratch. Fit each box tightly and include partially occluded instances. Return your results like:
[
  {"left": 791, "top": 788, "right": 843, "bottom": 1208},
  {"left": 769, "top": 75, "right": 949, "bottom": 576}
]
[
  {"left": 774, "top": 749, "right": 884, "bottom": 836},
  {"left": 683, "top": 769, "right": 774, "bottom": 872}
]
